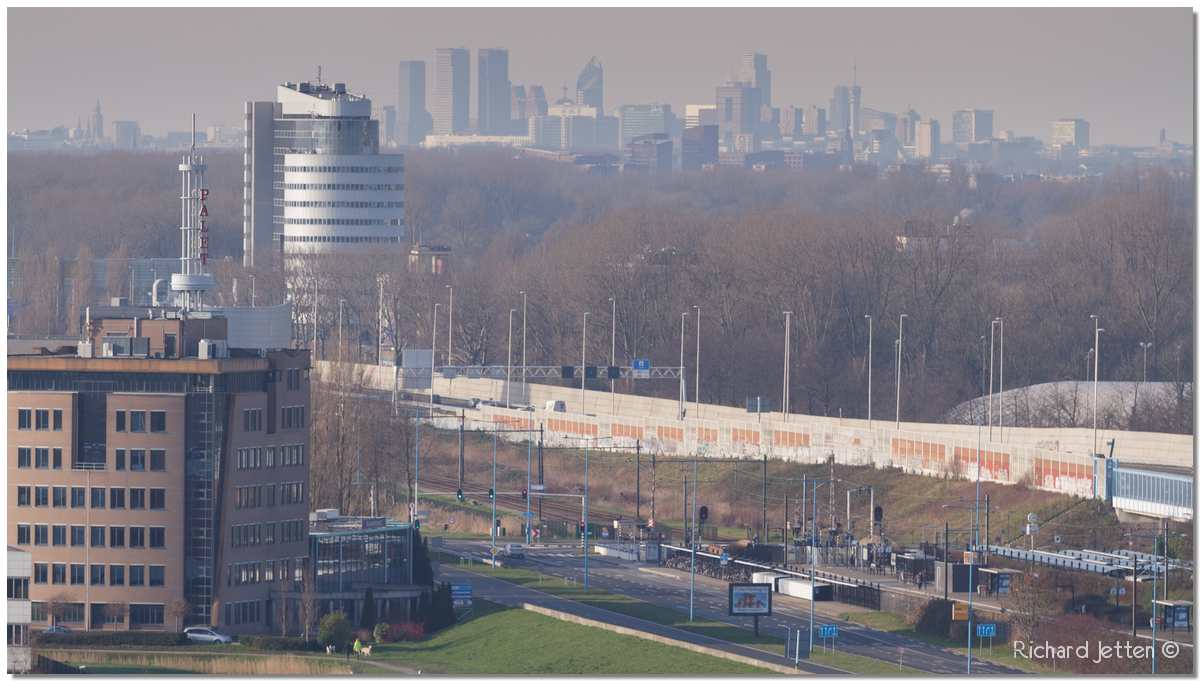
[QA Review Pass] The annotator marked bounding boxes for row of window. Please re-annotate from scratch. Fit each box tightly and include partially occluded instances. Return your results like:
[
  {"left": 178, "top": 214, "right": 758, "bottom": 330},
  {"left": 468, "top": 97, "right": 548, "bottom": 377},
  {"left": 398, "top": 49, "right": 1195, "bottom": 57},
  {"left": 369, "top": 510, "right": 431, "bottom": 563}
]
[
  {"left": 115, "top": 410, "right": 168, "bottom": 433},
  {"left": 235, "top": 444, "right": 305, "bottom": 471},
  {"left": 235, "top": 482, "right": 304, "bottom": 509},
  {"left": 281, "top": 406, "right": 306, "bottom": 429},
  {"left": 223, "top": 600, "right": 263, "bottom": 626},
  {"left": 282, "top": 165, "right": 404, "bottom": 173},
  {"left": 15, "top": 485, "right": 166, "bottom": 510},
  {"left": 282, "top": 183, "right": 403, "bottom": 191},
  {"left": 31, "top": 602, "right": 164, "bottom": 626},
  {"left": 242, "top": 408, "right": 263, "bottom": 432},
  {"left": 282, "top": 235, "right": 401, "bottom": 244},
  {"left": 15, "top": 447, "right": 62, "bottom": 469},
  {"left": 17, "top": 524, "right": 167, "bottom": 549},
  {"left": 33, "top": 563, "right": 165, "bottom": 587},
  {"left": 283, "top": 218, "right": 402, "bottom": 226},
  {"left": 227, "top": 557, "right": 302, "bottom": 587},
  {"left": 16, "top": 408, "right": 62, "bottom": 431},
  {"left": 285, "top": 367, "right": 304, "bottom": 391},
  {"left": 15, "top": 447, "right": 165, "bottom": 472},
  {"left": 283, "top": 200, "right": 404, "bottom": 209}
]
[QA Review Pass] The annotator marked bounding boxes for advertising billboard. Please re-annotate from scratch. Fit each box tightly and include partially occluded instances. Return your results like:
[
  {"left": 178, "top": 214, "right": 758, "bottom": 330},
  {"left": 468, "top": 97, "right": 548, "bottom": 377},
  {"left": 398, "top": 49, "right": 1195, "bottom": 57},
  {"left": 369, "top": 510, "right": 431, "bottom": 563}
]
[{"left": 728, "top": 583, "right": 772, "bottom": 616}]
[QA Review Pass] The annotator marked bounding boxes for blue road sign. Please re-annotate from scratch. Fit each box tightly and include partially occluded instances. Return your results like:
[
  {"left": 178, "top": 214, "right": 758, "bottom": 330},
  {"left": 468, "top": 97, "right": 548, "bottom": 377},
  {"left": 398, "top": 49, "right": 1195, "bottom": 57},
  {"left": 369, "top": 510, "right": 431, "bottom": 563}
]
[
  {"left": 720, "top": 551, "right": 730, "bottom": 567},
  {"left": 451, "top": 584, "right": 473, "bottom": 599},
  {"left": 819, "top": 624, "right": 839, "bottom": 639},
  {"left": 632, "top": 358, "right": 651, "bottom": 378},
  {"left": 976, "top": 623, "right": 996, "bottom": 638}
]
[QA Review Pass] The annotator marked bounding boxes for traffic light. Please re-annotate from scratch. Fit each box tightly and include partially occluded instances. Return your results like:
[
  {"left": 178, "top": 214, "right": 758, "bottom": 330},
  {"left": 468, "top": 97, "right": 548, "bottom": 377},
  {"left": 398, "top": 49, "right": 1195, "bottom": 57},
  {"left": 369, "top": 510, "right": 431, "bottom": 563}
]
[
  {"left": 699, "top": 505, "right": 709, "bottom": 523},
  {"left": 521, "top": 488, "right": 528, "bottom": 500},
  {"left": 874, "top": 505, "right": 884, "bottom": 523},
  {"left": 488, "top": 488, "right": 495, "bottom": 500},
  {"left": 414, "top": 519, "right": 420, "bottom": 530},
  {"left": 456, "top": 489, "right": 465, "bottom": 502}
]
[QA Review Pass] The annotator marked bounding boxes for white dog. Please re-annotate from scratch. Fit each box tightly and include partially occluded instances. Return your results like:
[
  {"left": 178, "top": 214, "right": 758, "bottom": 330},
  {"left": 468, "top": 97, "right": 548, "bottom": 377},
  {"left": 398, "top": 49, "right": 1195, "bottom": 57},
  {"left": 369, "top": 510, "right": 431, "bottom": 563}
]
[{"left": 361, "top": 645, "right": 373, "bottom": 657}]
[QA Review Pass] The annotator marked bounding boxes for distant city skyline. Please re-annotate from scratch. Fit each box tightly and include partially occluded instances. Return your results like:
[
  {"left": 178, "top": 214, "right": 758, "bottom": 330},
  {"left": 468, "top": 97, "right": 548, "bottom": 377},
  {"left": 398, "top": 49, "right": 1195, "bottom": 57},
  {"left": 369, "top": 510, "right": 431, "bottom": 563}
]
[{"left": 8, "top": 7, "right": 1193, "bottom": 146}]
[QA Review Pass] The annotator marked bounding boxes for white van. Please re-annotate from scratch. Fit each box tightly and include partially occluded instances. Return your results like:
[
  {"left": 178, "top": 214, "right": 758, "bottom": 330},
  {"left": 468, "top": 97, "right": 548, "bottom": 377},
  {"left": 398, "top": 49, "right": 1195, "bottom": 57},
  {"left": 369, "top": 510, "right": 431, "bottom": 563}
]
[{"left": 545, "top": 400, "right": 567, "bottom": 413}]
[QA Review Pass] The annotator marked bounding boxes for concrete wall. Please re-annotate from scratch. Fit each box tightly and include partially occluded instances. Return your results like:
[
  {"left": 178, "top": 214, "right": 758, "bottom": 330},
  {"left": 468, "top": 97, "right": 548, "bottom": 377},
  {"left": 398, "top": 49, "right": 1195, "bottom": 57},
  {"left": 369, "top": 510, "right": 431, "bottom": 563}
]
[{"left": 316, "top": 362, "right": 1193, "bottom": 502}]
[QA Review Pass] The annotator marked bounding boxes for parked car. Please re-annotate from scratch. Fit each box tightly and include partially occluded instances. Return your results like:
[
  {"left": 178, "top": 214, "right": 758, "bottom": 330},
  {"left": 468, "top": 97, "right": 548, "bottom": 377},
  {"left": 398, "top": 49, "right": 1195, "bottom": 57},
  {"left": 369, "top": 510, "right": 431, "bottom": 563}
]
[
  {"left": 504, "top": 543, "right": 526, "bottom": 560},
  {"left": 42, "top": 625, "right": 72, "bottom": 635},
  {"left": 184, "top": 626, "right": 233, "bottom": 644}
]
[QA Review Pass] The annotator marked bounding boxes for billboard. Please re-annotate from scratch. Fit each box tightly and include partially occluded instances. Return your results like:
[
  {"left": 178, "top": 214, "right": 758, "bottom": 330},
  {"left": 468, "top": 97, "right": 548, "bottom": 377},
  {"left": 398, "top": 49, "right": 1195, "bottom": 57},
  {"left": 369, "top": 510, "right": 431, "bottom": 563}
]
[{"left": 728, "top": 583, "right": 772, "bottom": 616}]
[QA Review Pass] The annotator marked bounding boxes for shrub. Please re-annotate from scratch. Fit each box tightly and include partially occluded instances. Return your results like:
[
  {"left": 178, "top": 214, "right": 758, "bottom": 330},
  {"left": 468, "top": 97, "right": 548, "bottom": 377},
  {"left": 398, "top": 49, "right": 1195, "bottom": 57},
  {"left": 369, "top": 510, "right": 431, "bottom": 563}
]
[
  {"left": 33, "top": 630, "right": 186, "bottom": 647},
  {"left": 372, "top": 622, "right": 390, "bottom": 644},
  {"left": 240, "top": 635, "right": 321, "bottom": 652},
  {"left": 388, "top": 621, "right": 426, "bottom": 642},
  {"left": 317, "top": 612, "right": 353, "bottom": 650}
]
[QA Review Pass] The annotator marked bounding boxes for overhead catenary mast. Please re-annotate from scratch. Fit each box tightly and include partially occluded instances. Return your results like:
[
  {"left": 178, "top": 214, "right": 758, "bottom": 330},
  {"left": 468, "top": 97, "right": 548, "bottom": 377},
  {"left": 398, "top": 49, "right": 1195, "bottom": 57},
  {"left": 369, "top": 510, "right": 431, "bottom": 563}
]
[{"left": 170, "top": 114, "right": 216, "bottom": 312}]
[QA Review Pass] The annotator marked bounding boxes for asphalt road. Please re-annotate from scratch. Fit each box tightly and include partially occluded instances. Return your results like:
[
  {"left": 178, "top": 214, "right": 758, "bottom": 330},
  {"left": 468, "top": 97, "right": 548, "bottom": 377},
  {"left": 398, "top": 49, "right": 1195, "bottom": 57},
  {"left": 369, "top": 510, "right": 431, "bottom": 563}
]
[{"left": 442, "top": 540, "right": 1020, "bottom": 675}]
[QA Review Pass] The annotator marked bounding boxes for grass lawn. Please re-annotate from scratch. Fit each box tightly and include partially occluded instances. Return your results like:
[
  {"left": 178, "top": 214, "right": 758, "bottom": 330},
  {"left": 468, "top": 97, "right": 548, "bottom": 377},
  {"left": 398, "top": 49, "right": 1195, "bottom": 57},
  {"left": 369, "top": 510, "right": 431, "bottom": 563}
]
[
  {"left": 809, "top": 648, "right": 924, "bottom": 675},
  {"left": 75, "top": 663, "right": 192, "bottom": 674},
  {"left": 840, "top": 610, "right": 1051, "bottom": 674},
  {"left": 446, "top": 557, "right": 787, "bottom": 658},
  {"left": 363, "top": 599, "right": 773, "bottom": 675}
]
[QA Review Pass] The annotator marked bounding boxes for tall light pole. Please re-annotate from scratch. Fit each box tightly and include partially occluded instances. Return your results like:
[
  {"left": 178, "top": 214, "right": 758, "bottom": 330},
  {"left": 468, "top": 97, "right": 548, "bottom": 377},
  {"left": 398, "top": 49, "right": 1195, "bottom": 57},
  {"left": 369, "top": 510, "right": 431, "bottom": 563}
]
[
  {"left": 583, "top": 436, "right": 591, "bottom": 589},
  {"left": 1139, "top": 341, "right": 1152, "bottom": 382},
  {"left": 895, "top": 313, "right": 907, "bottom": 429},
  {"left": 679, "top": 311, "right": 688, "bottom": 420},
  {"left": 431, "top": 303, "right": 440, "bottom": 416},
  {"left": 988, "top": 319, "right": 998, "bottom": 441},
  {"left": 377, "top": 275, "right": 387, "bottom": 366},
  {"left": 521, "top": 291, "right": 528, "bottom": 402},
  {"left": 783, "top": 311, "right": 793, "bottom": 420},
  {"left": 997, "top": 317, "right": 1005, "bottom": 442},
  {"left": 689, "top": 456, "right": 698, "bottom": 620},
  {"left": 445, "top": 285, "right": 454, "bottom": 366},
  {"left": 609, "top": 297, "right": 617, "bottom": 414},
  {"left": 490, "top": 427, "right": 498, "bottom": 561},
  {"left": 1091, "top": 315, "right": 1102, "bottom": 456},
  {"left": 693, "top": 305, "right": 701, "bottom": 419},
  {"left": 581, "top": 312, "right": 589, "bottom": 414},
  {"left": 864, "top": 315, "right": 873, "bottom": 425},
  {"left": 337, "top": 298, "right": 346, "bottom": 363},
  {"left": 506, "top": 308, "right": 516, "bottom": 408},
  {"left": 249, "top": 274, "right": 256, "bottom": 307}
]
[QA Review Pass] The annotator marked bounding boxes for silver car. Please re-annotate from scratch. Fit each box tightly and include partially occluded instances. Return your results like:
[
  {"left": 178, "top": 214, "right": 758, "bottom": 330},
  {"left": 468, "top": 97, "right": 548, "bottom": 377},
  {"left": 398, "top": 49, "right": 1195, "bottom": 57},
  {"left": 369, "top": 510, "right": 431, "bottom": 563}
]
[{"left": 184, "top": 626, "right": 232, "bottom": 644}]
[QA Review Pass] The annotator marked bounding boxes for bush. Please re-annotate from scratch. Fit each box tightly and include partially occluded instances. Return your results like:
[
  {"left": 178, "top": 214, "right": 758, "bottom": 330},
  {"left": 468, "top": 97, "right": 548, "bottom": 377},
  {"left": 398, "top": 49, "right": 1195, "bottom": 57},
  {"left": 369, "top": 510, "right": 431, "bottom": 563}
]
[
  {"left": 33, "top": 630, "right": 187, "bottom": 647},
  {"left": 317, "top": 612, "right": 353, "bottom": 650},
  {"left": 240, "top": 635, "right": 321, "bottom": 652},
  {"left": 372, "top": 622, "right": 390, "bottom": 644},
  {"left": 385, "top": 621, "right": 426, "bottom": 642}
]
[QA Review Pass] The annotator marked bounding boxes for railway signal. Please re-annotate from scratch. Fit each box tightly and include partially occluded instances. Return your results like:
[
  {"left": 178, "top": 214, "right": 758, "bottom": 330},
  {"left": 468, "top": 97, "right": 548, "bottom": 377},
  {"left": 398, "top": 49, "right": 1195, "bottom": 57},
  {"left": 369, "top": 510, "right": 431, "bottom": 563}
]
[
  {"left": 457, "top": 488, "right": 465, "bottom": 502},
  {"left": 488, "top": 488, "right": 495, "bottom": 500},
  {"left": 521, "top": 488, "right": 528, "bottom": 500}
]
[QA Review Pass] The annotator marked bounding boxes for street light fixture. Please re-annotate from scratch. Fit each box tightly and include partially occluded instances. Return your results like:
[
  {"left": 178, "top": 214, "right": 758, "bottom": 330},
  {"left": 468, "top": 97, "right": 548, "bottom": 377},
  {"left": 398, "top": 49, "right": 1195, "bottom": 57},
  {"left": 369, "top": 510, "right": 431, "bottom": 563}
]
[
  {"left": 864, "top": 314, "right": 872, "bottom": 425},
  {"left": 1139, "top": 341, "right": 1153, "bottom": 383},
  {"left": 896, "top": 313, "right": 907, "bottom": 429}
]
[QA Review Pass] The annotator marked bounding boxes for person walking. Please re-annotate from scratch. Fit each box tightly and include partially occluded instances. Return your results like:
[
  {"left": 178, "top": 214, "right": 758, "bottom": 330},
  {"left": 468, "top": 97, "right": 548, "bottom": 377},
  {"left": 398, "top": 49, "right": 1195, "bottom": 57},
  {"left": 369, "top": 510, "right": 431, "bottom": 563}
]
[{"left": 353, "top": 637, "right": 363, "bottom": 656}]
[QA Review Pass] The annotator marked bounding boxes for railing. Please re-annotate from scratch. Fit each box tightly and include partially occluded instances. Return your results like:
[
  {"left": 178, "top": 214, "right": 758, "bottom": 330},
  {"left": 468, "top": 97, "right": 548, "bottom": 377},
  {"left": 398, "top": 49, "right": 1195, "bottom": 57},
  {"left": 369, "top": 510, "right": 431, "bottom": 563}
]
[{"left": 71, "top": 461, "right": 105, "bottom": 471}]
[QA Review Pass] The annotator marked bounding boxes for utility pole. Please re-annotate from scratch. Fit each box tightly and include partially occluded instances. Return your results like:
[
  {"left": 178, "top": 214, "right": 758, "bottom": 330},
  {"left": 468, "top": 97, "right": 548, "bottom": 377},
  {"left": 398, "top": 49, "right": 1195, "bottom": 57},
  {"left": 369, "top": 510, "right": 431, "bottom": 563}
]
[
  {"left": 506, "top": 308, "right": 515, "bottom": 408},
  {"left": 984, "top": 495, "right": 990, "bottom": 556},
  {"left": 521, "top": 290, "right": 527, "bottom": 402},
  {"left": 783, "top": 311, "right": 792, "bottom": 420},
  {"left": 998, "top": 317, "right": 1005, "bottom": 441},
  {"left": 693, "top": 306, "right": 701, "bottom": 419},
  {"left": 682, "top": 476, "right": 689, "bottom": 548},
  {"left": 762, "top": 454, "right": 768, "bottom": 541},
  {"left": 635, "top": 440, "right": 642, "bottom": 525},
  {"left": 446, "top": 285, "right": 454, "bottom": 366},
  {"left": 581, "top": 312, "right": 589, "bottom": 414},
  {"left": 1132, "top": 553, "right": 1138, "bottom": 636},
  {"left": 679, "top": 311, "right": 688, "bottom": 420},
  {"left": 458, "top": 413, "right": 465, "bottom": 488},
  {"left": 1091, "top": 314, "right": 1102, "bottom": 456},
  {"left": 610, "top": 297, "right": 617, "bottom": 415},
  {"left": 690, "top": 457, "right": 698, "bottom": 621},
  {"left": 650, "top": 448, "right": 657, "bottom": 531},
  {"left": 896, "top": 313, "right": 907, "bottom": 429},
  {"left": 864, "top": 314, "right": 873, "bottom": 425},
  {"left": 989, "top": 319, "right": 998, "bottom": 441},
  {"left": 944, "top": 519, "right": 950, "bottom": 601},
  {"left": 537, "top": 425, "right": 544, "bottom": 523}
]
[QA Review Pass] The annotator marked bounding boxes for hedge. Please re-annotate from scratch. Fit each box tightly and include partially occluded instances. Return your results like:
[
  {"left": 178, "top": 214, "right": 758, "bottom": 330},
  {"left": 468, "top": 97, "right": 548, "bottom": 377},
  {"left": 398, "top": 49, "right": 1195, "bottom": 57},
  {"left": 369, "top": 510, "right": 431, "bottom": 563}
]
[
  {"left": 33, "top": 630, "right": 187, "bottom": 647},
  {"left": 240, "top": 635, "right": 322, "bottom": 652}
]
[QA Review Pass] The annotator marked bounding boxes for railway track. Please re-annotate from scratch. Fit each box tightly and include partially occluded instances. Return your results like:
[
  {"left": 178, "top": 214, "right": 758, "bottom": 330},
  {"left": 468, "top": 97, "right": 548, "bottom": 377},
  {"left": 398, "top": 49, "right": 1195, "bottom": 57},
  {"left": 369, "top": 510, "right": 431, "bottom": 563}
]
[{"left": 419, "top": 471, "right": 629, "bottom": 527}]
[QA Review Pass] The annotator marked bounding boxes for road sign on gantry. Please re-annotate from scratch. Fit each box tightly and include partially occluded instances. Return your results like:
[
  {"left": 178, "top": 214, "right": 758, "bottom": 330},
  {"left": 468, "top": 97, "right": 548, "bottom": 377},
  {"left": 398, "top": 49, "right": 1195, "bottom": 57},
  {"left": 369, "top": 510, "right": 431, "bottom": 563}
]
[{"left": 632, "top": 358, "right": 651, "bottom": 378}]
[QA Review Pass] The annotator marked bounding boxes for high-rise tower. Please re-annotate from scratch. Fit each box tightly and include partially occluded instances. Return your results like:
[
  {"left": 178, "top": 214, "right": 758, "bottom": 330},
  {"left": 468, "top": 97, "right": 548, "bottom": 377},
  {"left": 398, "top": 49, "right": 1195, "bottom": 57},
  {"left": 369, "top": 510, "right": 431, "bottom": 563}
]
[
  {"left": 397, "top": 61, "right": 432, "bottom": 145},
  {"left": 576, "top": 57, "right": 604, "bottom": 112},
  {"left": 433, "top": 48, "right": 470, "bottom": 134},
  {"left": 477, "top": 48, "right": 512, "bottom": 135}
]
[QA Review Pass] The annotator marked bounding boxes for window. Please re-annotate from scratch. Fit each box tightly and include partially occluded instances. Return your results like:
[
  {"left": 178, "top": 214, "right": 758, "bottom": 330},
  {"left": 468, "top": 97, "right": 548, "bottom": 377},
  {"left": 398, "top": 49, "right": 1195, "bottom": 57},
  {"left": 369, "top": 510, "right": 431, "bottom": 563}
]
[
  {"left": 150, "top": 489, "right": 166, "bottom": 510},
  {"left": 110, "top": 487, "right": 126, "bottom": 509},
  {"left": 150, "top": 411, "right": 166, "bottom": 432},
  {"left": 33, "top": 564, "right": 48, "bottom": 584},
  {"left": 109, "top": 565, "right": 125, "bottom": 586},
  {"left": 264, "top": 446, "right": 276, "bottom": 468},
  {"left": 30, "top": 602, "right": 46, "bottom": 622},
  {"left": 115, "top": 448, "right": 126, "bottom": 470},
  {"left": 90, "top": 526, "right": 105, "bottom": 547},
  {"left": 7, "top": 577, "right": 28, "bottom": 600},
  {"left": 130, "top": 488, "right": 146, "bottom": 509},
  {"left": 115, "top": 410, "right": 125, "bottom": 432},
  {"left": 91, "top": 487, "right": 106, "bottom": 508},
  {"left": 52, "top": 563, "right": 66, "bottom": 585},
  {"left": 129, "top": 565, "right": 145, "bottom": 587},
  {"left": 282, "top": 406, "right": 306, "bottom": 429},
  {"left": 52, "top": 486, "right": 67, "bottom": 507},
  {"left": 16, "top": 525, "right": 30, "bottom": 545},
  {"left": 286, "top": 368, "right": 302, "bottom": 390},
  {"left": 59, "top": 603, "right": 85, "bottom": 624},
  {"left": 130, "top": 411, "right": 146, "bottom": 432},
  {"left": 71, "top": 526, "right": 85, "bottom": 546},
  {"left": 262, "top": 523, "right": 275, "bottom": 545},
  {"left": 130, "top": 603, "right": 163, "bottom": 626},
  {"left": 34, "top": 525, "right": 48, "bottom": 546},
  {"left": 148, "top": 565, "right": 165, "bottom": 587},
  {"left": 129, "top": 527, "right": 145, "bottom": 548},
  {"left": 149, "top": 527, "right": 165, "bottom": 549},
  {"left": 35, "top": 486, "right": 48, "bottom": 507},
  {"left": 243, "top": 408, "right": 263, "bottom": 432},
  {"left": 17, "top": 447, "right": 30, "bottom": 468},
  {"left": 17, "top": 486, "right": 30, "bottom": 506},
  {"left": 150, "top": 450, "right": 166, "bottom": 471},
  {"left": 71, "top": 487, "right": 86, "bottom": 508},
  {"left": 70, "top": 564, "right": 85, "bottom": 585},
  {"left": 90, "top": 565, "right": 106, "bottom": 585},
  {"left": 18, "top": 408, "right": 31, "bottom": 430},
  {"left": 35, "top": 409, "right": 50, "bottom": 430},
  {"left": 52, "top": 448, "right": 62, "bottom": 469},
  {"left": 35, "top": 448, "right": 49, "bottom": 469},
  {"left": 280, "top": 482, "right": 304, "bottom": 505},
  {"left": 282, "top": 444, "right": 305, "bottom": 466},
  {"left": 265, "top": 484, "right": 276, "bottom": 506},
  {"left": 52, "top": 525, "right": 66, "bottom": 546},
  {"left": 53, "top": 409, "right": 63, "bottom": 431},
  {"left": 110, "top": 526, "right": 125, "bottom": 548},
  {"left": 130, "top": 449, "right": 146, "bottom": 471}
]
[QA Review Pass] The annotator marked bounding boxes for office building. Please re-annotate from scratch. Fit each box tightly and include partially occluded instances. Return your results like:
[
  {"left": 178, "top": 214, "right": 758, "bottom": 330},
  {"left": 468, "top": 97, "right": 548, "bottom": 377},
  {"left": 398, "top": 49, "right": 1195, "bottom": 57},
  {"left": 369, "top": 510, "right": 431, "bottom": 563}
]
[
  {"left": 624, "top": 133, "right": 672, "bottom": 173},
  {"left": 397, "top": 61, "right": 432, "bottom": 146},
  {"left": 829, "top": 86, "right": 849, "bottom": 133},
  {"left": 860, "top": 108, "right": 896, "bottom": 135},
  {"left": 433, "top": 48, "right": 470, "bottom": 135},
  {"left": 242, "top": 81, "right": 403, "bottom": 269},
  {"left": 716, "top": 82, "right": 761, "bottom": 151},
  {"left": 803, "top": 105, "right": 827, "bottom": 137},
  {"left": 741, "top": 52, "right": 771, "bottom": 109},
  {"left": 916, "top": 119, "right": 940, "bottom": 160},
  {"left": 681, "top": 124, "right": 718, "bottom": 170},
  {"left": 849, "top": 83, "right": 862, "bottom": 136},
  {"left": 1051, "top": 118, "right": 1090, "bottom": 149},
  {"left": 952, "top": 109, "right": 994, "bottom": 144},
  {"left": 8, "top": 548, "right": 31, "bottom": 673},
  {"left": 477, "top": 48, "right": 511, "bottom": 135},
  {"left": 112, "top": 121, "right": 140, "bottom": 151},
  {"left": 684, "top": 104, "right": 717, "bottom": 129},
  {"left": 617, "top": 104, "right": 673, "bottom": 150},
  {"left": 896, "top": 109, "right": 920, "bottom": 147},
  {"left": 576, "top": 57, "right": 604, "bottom": 112},
  {"left": 89, "top": 100, "right": 105, "bottom": 142},
  {"left": 381, "top": 105, "right": 397, "bottom": 147},
  {"left": 779, "top": 106, "right": 803, "bottom": 138}
]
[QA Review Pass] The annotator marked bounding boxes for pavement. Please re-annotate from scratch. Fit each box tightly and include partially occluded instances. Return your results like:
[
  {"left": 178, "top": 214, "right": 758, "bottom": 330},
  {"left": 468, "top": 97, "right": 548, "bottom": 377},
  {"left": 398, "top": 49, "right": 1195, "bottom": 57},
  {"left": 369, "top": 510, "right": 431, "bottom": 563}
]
[{"left": 441, "top": 540, "right": 1021, "bottom": 675}]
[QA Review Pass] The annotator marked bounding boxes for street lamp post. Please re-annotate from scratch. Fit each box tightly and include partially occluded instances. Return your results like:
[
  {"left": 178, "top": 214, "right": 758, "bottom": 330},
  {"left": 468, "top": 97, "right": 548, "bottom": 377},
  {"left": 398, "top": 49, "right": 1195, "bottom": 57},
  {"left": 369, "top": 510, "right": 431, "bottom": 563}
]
[
  {"left": 896, "top": 313, "right": 907, "bottom": 429},
  {"left": 506, "top": 308, "right": 516, "bottom": 408},
  {"left": 1091, "top": 315, "right": 1103, "bottom": 456},
  {"left": 997, "top": 317, "right": 1004, "bottom": 441},
  {"left": 679, "top": 311, "right": 688, "bottom": 420},
  {"left": 783, "top": 311, "right": 793, "bottom": 420},
  {"left": 988, "top": 319, "right": 998, "bottom": 441},
  {"left": 337, "top": 298, "right": 346, "bottom": 363},
  {"left": 864, "top": 314, "right": 873, "bottom": 425},
  {"left": 581, "top": 312, "right": 589, "bottom": 414},
  {"left": 690, "top": 456, "right": 698, "bottom": 620},
  {"left": 521, "top": 291, "right": 528, "bottom": 400},
  {"left": 693, "top": 306, "right": 701, "bottom": 419},
  {"left": 446, "top": 285, "right": 454, "bottom": 365},
  {"left": 377, "top": 275, "right": 386, "bottom": 366},
  {"left": 1139, "top": 341, "right": 1153, "bottom": 383},
  {"left": 584, "top": 436, "right": 591, "bottom": 589},
  {"left": 431, "top": 303, "right": 440, "bottom": 416},
  {"left": 491, "top": 427, "right": 498, "bottom": 562},
  {"left": 610, "top": 297, "right": 617, "bottom": 414}
]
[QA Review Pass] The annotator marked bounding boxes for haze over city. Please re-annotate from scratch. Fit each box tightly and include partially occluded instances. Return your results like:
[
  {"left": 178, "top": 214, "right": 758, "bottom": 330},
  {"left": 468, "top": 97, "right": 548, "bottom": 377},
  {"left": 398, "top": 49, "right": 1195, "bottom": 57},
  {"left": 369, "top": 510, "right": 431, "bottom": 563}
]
[{"left": 8, "top": 7, "right": 1193, "bottom": 146}]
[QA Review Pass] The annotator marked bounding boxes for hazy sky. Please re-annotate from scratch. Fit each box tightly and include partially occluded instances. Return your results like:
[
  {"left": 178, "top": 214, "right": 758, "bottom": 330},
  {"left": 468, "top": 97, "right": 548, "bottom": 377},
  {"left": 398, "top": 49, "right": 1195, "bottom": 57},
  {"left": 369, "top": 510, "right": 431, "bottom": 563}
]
[{"left": 8, "top": 7, "right": 1194, "bottom": 146}]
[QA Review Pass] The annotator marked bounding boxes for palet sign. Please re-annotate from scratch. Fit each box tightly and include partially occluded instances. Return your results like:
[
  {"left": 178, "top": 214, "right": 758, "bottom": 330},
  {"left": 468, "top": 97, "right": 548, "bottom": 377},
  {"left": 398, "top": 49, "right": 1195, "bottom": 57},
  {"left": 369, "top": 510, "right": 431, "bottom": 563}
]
[{"left": 727, "top": 583, "right": 772, "bottom": 616}]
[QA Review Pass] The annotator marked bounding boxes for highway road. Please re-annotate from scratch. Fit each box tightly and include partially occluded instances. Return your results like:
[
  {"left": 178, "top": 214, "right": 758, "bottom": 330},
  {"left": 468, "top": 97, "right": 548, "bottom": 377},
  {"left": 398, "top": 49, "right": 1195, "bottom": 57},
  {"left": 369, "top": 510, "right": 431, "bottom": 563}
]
[{"left": 441, "top": 539, "right": 1020, "bottom": 675}]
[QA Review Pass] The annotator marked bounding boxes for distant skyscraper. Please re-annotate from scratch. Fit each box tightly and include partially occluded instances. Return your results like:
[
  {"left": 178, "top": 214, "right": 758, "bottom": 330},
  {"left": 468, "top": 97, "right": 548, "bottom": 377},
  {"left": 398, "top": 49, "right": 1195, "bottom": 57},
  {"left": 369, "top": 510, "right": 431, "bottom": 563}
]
[
  {"left": 477, "top": 48, "right": 511, "bottom": 135},
  {"left": 381, "top": 105, "right": 397, "bottom": 146},
  {"left": 681, "top": 124, "right": 718, "bottom": 170},
  {"left": 625, "top": 133, "right": 672, "bottom": 173},
  {"left": 952, "top": 109, "right": 994, "bottom": 144},
  {"left": 89, "top": 100, "right": 104, "bottom": 142},
  {"left": 397, "top": 61, "right": 432, "bottom": 145},
  {"left": 433, "top": 48, "right": 470, "bottom": 134},
  {"left": 1051, "top": 118, "right": 1090, "bottom": 149},
  {"left": 617, "top": 104, "right": 673, "bottom": 150},
  {"left": 829, "top": 85, "right": 849, "bottom": 132},
  {"left": 716, "top": 82, "right": 761, "bottom": 151},
  {"left": 779, "top": 106, "right": 803, "bottom": 138},
  {"left": 849, "top": 85, "right": 862, "bottom": 136},
  {"left": 684, "top": 104, "right": 717, "bottom": 129},
  {"left": 896, "top": 109, "right": 920, "bottom": 147},
  {"left": 741, "top": 52, "right": 771, "bottom": 109},
  {"left": 112, "top": 120, "right": 139, "bottom": 150},
  {"left": 803, "top": 105, "right": 827, "bottom": 137},
  {"left": 576, "top": 57, "right": 604, "bottom": 112},
  {"left": 916, "top": 119, "right": 940, "bottom": 160}
]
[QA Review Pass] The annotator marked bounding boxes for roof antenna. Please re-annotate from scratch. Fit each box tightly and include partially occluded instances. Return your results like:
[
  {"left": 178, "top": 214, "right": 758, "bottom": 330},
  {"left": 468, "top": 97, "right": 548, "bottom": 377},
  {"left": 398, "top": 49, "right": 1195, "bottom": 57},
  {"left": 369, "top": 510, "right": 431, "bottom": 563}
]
[{"left": 317, "top": 65, "right": 322, "bottom": 84}]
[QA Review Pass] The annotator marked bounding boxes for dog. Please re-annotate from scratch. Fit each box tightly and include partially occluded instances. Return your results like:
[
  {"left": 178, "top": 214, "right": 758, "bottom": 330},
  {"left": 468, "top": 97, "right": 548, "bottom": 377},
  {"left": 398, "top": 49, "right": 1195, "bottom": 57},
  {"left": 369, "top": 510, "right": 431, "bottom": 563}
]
[
  {"left": 325, "top": 644, "right": 336, "bottom": 655},
  {"left": 361, "top": 645, "right": 373, "bottom": 657}
]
